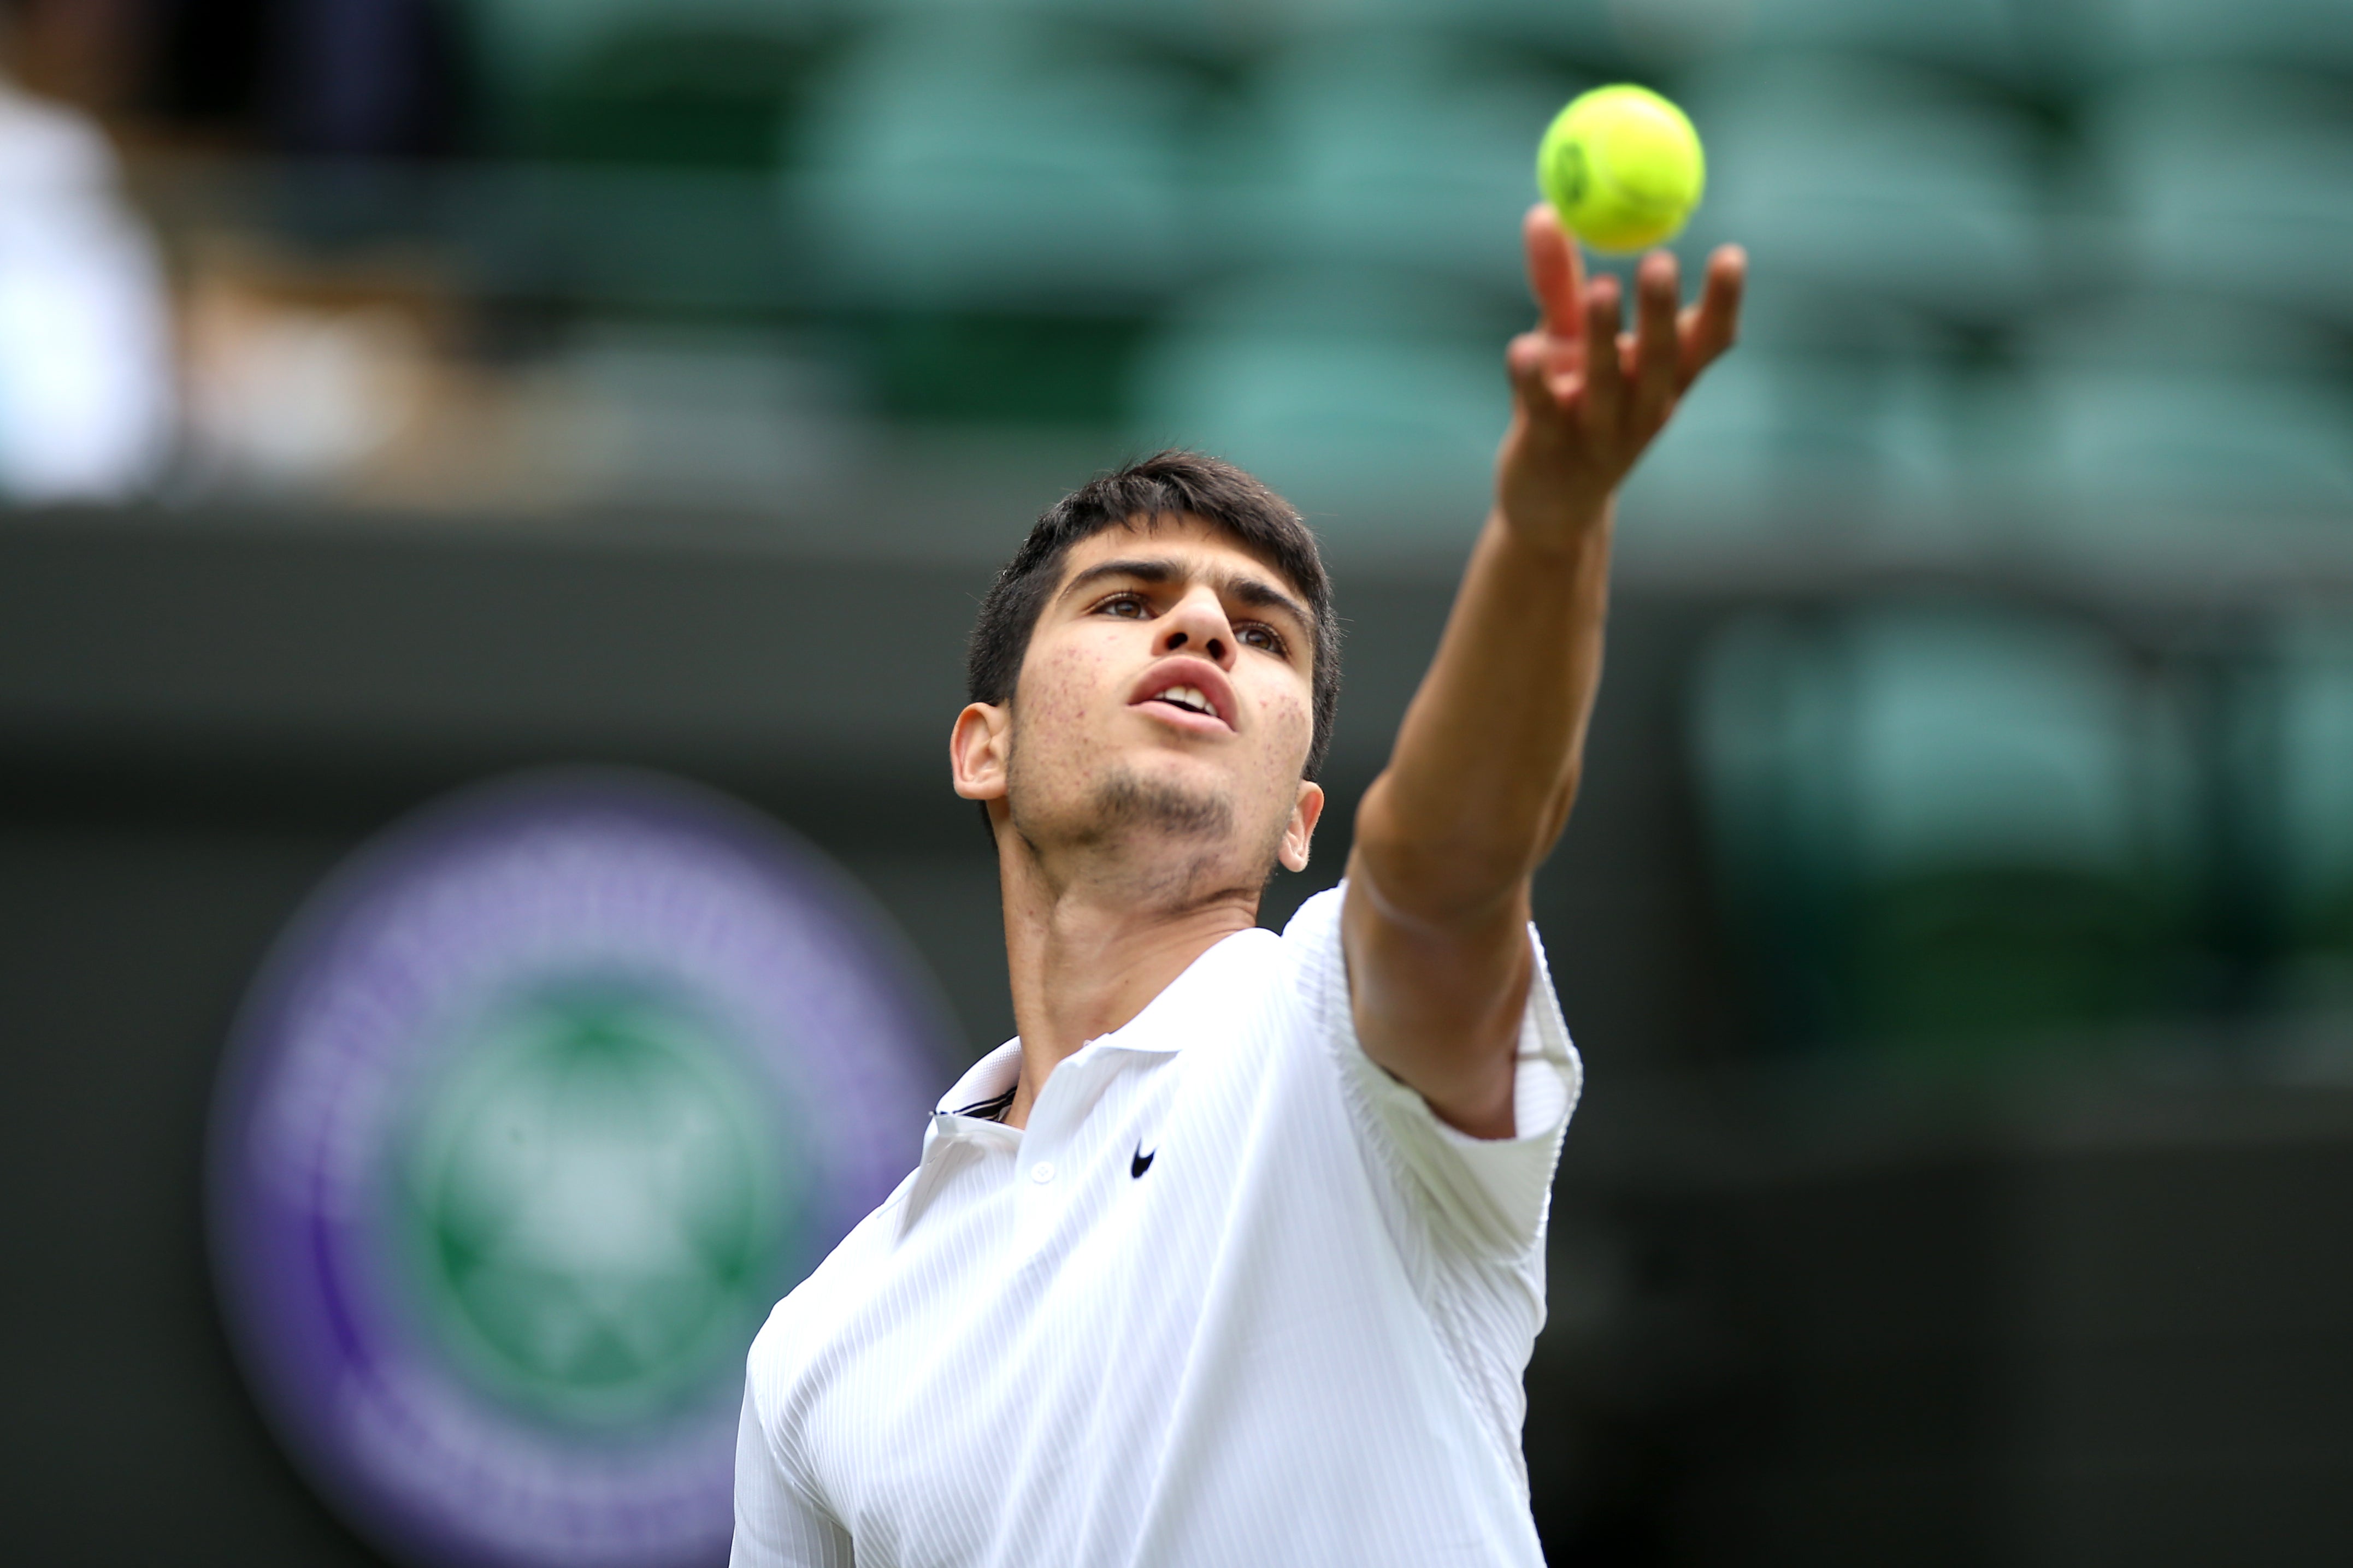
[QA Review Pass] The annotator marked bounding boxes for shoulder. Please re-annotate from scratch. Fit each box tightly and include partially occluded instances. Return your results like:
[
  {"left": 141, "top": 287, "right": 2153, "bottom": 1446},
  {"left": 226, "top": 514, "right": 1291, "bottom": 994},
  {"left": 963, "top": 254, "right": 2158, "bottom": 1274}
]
[
  {"left": 1281, "top": 879, "right": 1585, "bottom": 1262},
  {"left": 1134, "top": 919, "right": 1296, "bottom": 1050},
  {"left": 1278, "top": 884, "right": 1347, "bottom": 948},
  {"left": 1272, "top": 884, "right": 1351, "bottom": 1017},
  {"left": 746, "top": 1169, "right": 916, "bottom": 1395}
]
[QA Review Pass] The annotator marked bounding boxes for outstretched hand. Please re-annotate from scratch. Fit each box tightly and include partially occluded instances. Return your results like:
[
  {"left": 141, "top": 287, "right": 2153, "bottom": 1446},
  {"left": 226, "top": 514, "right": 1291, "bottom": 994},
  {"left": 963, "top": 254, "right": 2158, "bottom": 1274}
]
[{"left": 1498, "top": 202, "right": 1744, "bottom": 545}]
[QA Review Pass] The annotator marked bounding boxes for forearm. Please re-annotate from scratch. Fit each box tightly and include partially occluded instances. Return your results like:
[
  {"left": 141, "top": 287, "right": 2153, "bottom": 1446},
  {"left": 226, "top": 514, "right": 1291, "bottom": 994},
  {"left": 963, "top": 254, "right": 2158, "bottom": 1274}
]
[{"left": 1353, "top": 499, "right": 1614, "bottom": 931}]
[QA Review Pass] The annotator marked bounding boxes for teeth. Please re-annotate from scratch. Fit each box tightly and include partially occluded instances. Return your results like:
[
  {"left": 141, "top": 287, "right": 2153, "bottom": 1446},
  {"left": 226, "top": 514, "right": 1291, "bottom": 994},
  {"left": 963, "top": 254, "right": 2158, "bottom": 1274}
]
[{"left": 1153, "top": 685, "right": 1211, "bottom": 715}]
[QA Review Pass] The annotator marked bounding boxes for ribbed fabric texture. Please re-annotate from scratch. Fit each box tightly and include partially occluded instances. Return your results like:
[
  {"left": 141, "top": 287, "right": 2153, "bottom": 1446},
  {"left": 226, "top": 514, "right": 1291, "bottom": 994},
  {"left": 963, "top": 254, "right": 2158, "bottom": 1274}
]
[{"left": 733, "top": 885, "right": 1581, "bottom": 1568}]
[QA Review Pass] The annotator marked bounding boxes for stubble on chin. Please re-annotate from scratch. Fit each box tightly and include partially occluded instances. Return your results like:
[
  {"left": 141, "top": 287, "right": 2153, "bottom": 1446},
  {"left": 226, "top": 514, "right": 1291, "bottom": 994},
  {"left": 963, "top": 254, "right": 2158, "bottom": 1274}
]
[
  {"left": 1089, "top": 766, "right": 1296, "bottom": 895},
  {"left": 1007, "top": 756, "right": 1234, "bottom": 857},
  {"left": 1008, "top": 753, "right": 1289, "bottom": 897},
  {"left": 1088, "top": 767, "right": 1234, "bottom": 843}
]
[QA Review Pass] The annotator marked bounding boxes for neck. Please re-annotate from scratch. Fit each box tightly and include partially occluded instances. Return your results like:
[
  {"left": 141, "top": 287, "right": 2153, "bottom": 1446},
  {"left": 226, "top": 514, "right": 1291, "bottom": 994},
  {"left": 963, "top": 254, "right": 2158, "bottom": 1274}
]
[{"left": 994, "top": 827, "right": 1261, "bottom": 1129}]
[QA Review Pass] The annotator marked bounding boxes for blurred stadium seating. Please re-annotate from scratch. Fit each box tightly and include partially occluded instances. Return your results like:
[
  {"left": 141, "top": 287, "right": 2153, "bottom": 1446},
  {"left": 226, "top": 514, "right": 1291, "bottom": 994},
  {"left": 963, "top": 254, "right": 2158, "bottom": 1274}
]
[
  {"left": 1351, "top": 0, "right": 1629, "bottom": 61},
  {"left": 2100, "top": 0, "right": 2353, "bottom": 73},
  {"left": 520, "top": 23, "right": 816, "bottom": 169},
  {"left": 1239, "top": 28, "right": 1576, "bottom": 293},
  {"left": 2077, "top": 68, "right": 2353, "bottom": 326},
  {"left": 39, "top": 0, "right": 2331, "bottom": 557},
  {"left": 460, "top": 0, "right": 823, "bottom": 160},
  {"left": 1736, "top": 0, "right": 2038, "bottom": 85},
  {"left": 1690, "top": 599, "right": 2197, "bottom": 1057},
  {"left": 2016, "top": 289, "right": 2353, "bottom": 519},
  {"left": 796, "top": 17, "right": 1195, "bottom": 307},
  {"left": 1680, "top": 54, "right": 2048, "bottom": 327},
  {"left": 1129, "top": 265, "right": 1510, "bottom": 528},
  {"left": 1627, "top": 277, "right": 1966, "bottom": 536}
]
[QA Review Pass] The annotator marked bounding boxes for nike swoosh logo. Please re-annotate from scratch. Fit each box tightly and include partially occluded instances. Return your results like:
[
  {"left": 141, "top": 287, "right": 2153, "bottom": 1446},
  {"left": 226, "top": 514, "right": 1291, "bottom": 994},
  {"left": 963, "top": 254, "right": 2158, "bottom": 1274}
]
[{"left": 1130, "top": 1141, "right": 1155, "bottom": 1179}]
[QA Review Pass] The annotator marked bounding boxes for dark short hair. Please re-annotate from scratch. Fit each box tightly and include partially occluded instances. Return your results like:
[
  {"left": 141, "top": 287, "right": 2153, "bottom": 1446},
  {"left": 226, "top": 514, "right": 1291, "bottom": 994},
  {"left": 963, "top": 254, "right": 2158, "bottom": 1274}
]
[{"left": 965, "top": 449, "right": 1341, "bottom": 779}]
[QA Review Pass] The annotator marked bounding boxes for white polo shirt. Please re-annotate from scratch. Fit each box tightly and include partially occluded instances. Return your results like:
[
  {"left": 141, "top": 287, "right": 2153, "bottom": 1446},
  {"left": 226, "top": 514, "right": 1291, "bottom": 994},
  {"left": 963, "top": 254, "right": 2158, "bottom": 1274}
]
[{"left": 732, "top": 885, "right": 1581, "bottom": 1567}]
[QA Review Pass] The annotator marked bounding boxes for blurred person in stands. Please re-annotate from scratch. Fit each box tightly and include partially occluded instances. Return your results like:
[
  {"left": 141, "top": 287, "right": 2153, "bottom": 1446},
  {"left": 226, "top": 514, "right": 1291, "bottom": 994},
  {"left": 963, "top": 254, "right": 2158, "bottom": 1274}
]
[
  {"left": 0, "top": 3, "right": 172, "bottom": 502},
  {"left": 732, "top": 203, "right": 1745, "bottom": 1567}
]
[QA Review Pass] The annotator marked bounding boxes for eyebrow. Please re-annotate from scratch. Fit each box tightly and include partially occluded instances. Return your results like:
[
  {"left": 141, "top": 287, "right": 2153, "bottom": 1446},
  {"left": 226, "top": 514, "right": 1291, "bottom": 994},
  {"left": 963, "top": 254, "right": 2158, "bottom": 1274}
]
[{"left": 1060, "top": 557, "right": 1314, "bottom": 637}]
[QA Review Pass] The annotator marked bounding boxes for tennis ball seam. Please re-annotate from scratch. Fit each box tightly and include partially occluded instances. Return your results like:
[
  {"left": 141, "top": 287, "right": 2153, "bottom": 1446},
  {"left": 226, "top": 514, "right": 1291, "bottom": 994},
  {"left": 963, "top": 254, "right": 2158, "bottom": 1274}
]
[{"left": 1537, "top": 85, "right": 1705, "bottom": 254}]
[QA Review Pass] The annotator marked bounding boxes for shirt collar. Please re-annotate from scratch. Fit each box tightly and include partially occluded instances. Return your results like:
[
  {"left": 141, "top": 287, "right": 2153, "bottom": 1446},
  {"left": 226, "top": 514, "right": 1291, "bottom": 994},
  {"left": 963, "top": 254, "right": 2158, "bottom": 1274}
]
[
  {"left": 1086, "top": 922, "right": 1277, "bottom": 1059},
  {"left": 899, "top": 1053, "right": 1022, "bottom": 1241},
  {"left": 934, "top": 922, "right": 1278, "bottom": 1121},
  {"left": 896, "top": 925, "right": 1279, "bottom": 1240},
  {"left": 934, "top": 1039, "right": 1023, "bottom": 1119}
]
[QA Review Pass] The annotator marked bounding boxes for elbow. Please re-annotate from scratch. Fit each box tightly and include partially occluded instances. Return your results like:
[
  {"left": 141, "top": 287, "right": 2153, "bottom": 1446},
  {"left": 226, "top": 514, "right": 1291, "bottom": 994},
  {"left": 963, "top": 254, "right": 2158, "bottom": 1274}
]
[{"left": 1535, "top": 766, "right": 1582, "bottom": 857}]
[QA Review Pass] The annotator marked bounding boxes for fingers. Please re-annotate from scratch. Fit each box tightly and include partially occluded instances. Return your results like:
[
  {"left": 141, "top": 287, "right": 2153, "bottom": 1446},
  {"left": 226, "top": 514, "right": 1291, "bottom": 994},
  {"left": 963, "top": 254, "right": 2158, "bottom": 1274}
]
[
  {"left": 1505, "top": 234, "right": 1742, "bottom": 502},
  {"left": 1628, "top": 251, "right": 1680, "bottom": 434},
  {"left": 1677, "top": 244, "right": 1747, "bottom": 386},
  {"left": 1522, "top": 202, "right": 1583, "bottom": 340},
  {"left": 1505, "top": 330, "right": 1560, "bottom": 420},
  {"left": 1579, "top": 273, "right": 1624, "bottom": 433}
]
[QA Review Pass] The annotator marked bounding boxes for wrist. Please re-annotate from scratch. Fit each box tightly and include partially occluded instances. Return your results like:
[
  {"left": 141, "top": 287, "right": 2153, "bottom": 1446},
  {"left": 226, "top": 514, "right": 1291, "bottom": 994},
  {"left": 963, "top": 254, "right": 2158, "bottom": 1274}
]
[{"left": 1491, "top": 491, "right": 1616, "bottom": 562}]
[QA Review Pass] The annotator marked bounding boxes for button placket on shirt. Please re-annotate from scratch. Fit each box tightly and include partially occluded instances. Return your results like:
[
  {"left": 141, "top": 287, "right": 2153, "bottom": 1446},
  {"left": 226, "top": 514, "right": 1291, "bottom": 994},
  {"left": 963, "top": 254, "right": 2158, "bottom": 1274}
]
[
  {"left": 1008, "top": 1043, "right": 1125, "bottom": 1255},
  {"left": 909, "top": 1109, "right": 1018, "bottom": 1238}
]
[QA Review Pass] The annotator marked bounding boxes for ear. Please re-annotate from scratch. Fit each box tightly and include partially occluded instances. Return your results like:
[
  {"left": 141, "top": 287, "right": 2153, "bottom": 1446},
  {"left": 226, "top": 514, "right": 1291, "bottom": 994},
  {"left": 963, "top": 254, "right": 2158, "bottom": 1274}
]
[
  {"left": 950, "top": 702, "right": 1012, "bottom": 801},
  {"left": 1277, "top": 778, "right": 1325, "bottom": 873}
]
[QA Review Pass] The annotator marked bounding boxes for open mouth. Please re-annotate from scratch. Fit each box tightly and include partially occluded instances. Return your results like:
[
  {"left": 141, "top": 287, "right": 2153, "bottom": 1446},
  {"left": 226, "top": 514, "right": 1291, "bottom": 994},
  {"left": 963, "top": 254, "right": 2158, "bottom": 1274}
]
[
  {"left": 1145, "top": 684, "right": 1216, "bottom": 718},
  {"left": 1128, "top": 659, "right": 1236, "bottom": 730}
]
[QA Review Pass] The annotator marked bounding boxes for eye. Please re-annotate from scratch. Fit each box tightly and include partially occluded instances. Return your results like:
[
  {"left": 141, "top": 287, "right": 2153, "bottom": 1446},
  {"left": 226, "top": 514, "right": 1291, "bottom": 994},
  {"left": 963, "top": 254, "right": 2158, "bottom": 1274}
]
[
  {"left": 1094, "top": 592, "right": 1148, "bottom": 619},
  {"left": 1238, "top": 623, "right": 1288, "bottom": 656}
]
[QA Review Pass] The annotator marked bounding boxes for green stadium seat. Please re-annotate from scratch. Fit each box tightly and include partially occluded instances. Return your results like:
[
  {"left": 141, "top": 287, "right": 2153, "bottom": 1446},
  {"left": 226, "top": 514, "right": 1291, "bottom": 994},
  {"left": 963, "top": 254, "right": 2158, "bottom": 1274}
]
[
  {"left": 2079, "top": 69, "right": 2353, "bottom": 327},
  {"left": 1733, "top": 0, "right": 2035, "bottom": 82},
  {"left": 794, "top": 17, "right": 1196, "bottom": 307},
  {"left": 1690, "top": 600, "right": 2195, "bottom": 1057},
  {"left": 856, "top": 0, "right": 1247, "bottom": 54},
  {"left": 1339, "top": 0, "right": 1626, "bottom": 61},
  {"left": 2015, "top": 292, "right": 2353, "bottom": 514},
  {"left": 1624, "top": 349, "right": 1960, "bottom": 537},
  {"left": 1128, "top": 267, "right": 1509, "bottom": 530},
  {"left": 1348, "top": 0, "right": 2028, "bottom": 76},
  {"left": 2028, "top": 372, "right": 2353, "bottom": 517},
  {"left": 1236, "top": 29, "right": 1583, "bottom": 294},
  {"left": 1679, "top": 55, "right": 2049, "bottom": 327},
  {"left": 2104, "top": 0, "right": 2353, "bottom": 73},
  {"left": 457, "top": 0, "right": 824, "bottom": 162},
  {"left": 1625, "top": 279, "right": 1965, "bottom": 530}
]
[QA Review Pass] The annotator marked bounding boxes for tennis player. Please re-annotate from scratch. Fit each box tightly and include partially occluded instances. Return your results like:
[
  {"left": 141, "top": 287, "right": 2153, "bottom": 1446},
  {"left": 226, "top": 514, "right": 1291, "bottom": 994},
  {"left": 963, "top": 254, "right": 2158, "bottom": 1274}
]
[{"left": 732, "top": 206, "right": 1744, "bottom": 1566}]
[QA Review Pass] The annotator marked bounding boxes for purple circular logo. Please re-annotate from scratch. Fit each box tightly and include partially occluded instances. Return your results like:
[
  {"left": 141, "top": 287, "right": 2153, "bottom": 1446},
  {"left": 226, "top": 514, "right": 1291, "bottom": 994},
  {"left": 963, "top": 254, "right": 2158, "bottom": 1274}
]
[{"left": 208, "top": 770, "right": 955, "bottom": 1568}]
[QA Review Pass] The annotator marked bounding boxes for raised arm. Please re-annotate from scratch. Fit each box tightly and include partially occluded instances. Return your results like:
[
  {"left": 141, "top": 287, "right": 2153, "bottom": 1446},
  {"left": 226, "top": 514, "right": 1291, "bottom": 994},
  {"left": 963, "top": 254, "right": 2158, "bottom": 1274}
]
[{"left": 1342, "top": 206, "right": 1744, "bottom": 1138}]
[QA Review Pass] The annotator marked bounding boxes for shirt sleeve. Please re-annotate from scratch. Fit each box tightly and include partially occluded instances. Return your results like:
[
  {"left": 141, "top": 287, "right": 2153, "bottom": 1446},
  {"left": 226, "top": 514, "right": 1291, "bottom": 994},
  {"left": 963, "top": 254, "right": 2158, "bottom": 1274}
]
[
  {"left": 732, "top": 1376, "right": 856, "bottom": 1568},
  {"left": 1289, "top": 883, "right": 1583, "bottom": 1262}
]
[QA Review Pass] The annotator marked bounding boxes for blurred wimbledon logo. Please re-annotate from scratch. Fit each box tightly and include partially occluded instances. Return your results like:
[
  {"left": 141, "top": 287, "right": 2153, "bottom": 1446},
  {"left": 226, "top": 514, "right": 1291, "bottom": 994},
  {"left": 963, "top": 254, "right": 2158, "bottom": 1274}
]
[
  {"left": 210, "top": 772, "right": 950, "bottom": 1568},
  {"left": 399, "top": 986, "right": 792, "bottom": 1428}
]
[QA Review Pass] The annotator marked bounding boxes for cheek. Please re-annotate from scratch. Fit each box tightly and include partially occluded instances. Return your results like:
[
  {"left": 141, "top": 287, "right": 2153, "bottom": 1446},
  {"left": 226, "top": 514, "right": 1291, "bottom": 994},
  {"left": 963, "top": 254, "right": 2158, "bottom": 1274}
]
[
  {"left": 1250, "top": 685, "right": 1316, "bottom": 775},
  {"left": 1019, "top": 642, "right": 1119, "bottom": 736}
]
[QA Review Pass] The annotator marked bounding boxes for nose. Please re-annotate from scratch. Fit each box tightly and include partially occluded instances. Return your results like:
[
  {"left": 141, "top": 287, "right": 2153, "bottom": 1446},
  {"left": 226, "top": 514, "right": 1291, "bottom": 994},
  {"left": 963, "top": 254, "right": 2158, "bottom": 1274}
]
[{"left": 1155, "top": 586, "right": 1237, "bottom": 671}]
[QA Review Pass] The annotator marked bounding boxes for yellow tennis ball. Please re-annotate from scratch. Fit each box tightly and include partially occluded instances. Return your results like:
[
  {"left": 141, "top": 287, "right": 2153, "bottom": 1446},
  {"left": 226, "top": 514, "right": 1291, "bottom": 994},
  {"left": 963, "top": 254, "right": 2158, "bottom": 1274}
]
[{"left": 1537, "top": 85, "right": 1706, "bottom": 254}]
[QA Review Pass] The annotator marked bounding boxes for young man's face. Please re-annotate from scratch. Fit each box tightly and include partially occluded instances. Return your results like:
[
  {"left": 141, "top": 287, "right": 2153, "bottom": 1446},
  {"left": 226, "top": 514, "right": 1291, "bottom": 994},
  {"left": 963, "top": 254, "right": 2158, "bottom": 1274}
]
[{"left": 953, "top": 513, "right": 1325, "bottom": 884}]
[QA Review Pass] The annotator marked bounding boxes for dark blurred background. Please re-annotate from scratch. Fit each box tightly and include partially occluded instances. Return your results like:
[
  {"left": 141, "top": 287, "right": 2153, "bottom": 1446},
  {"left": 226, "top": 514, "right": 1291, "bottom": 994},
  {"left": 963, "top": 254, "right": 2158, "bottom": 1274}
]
[{"left": 3, "top": 0, "right": 2351, "bottom": 1563}]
